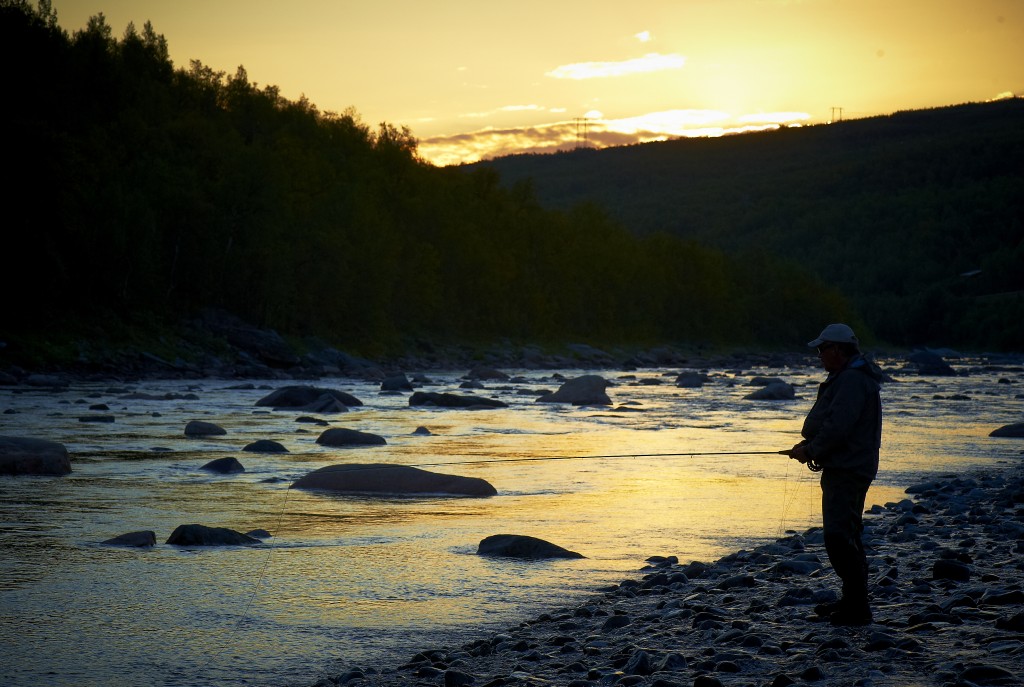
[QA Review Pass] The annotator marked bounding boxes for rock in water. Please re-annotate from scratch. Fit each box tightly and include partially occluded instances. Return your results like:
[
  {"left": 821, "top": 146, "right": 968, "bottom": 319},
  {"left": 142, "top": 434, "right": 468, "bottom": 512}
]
[
  {"left": 477, "top": 534, "right": 585, "bottom": 559},
  {"left": 184, "top": 420, "right": 227, "bottom": 437},
  {"left": 989, "top": 422, "right": 1024, "bottom": 438},
  {"left": 0, "top": 436, "right": 72, "bottom": 475},
  {"left": 255, "top": 385, "right": 362, "bottom": 408},
  {"left": 102, "top": 531, "right": 157, "bottom": 547},
  {"left": 536, "top": 375, "right": 611, "bottom": 405},
  {"left": 408, "top": 392, "right": 507, "bottom": 409},
  {"left": 316, "top": 428, "right": 387, "bottom": 446},
  {"left": 166, "top": 524, "right": 261, "bottom": 546},
  {"left": 292, "top": 464, "right": 497, "bottom": 497},
  {"left": 200, "top": 457, "right": 245, "bottom": 473}
]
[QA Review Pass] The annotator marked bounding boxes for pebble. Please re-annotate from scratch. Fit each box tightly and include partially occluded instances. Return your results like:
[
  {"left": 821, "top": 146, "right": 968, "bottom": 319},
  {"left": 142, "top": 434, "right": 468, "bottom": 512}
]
[{"left": 316, "top": 465, "right": 1024, "bottom": 687}]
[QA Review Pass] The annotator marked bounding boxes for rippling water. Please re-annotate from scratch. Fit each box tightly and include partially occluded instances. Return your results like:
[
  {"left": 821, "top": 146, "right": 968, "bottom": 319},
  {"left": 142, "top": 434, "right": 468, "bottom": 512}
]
[{"left": 1, "top": 357, "right": 1021, "bottom": 686}]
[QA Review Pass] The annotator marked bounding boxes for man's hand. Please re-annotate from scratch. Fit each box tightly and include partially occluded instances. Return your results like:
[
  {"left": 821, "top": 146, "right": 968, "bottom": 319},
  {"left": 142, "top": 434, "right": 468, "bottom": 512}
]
[{"left": 786, "top": 444, "right": 810, "bottom": 464}]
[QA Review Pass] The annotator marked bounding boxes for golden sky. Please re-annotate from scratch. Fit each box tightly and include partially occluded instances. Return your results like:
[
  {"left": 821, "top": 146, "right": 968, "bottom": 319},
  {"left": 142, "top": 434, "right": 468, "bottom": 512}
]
[{"left": 54, "top": 0, "right": 1023, "bottom": 166}]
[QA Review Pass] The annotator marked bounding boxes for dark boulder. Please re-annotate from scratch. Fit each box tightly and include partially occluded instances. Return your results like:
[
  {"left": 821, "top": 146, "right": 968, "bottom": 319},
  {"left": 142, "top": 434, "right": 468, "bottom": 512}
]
[
  {"left": 316, "top": 428, "right": 387, "bottom": 447},
  {"left": 990, "top": 422, "right": 1024, "bottom": 438},
  {"left": 166, "top": 524, "right": 261, "bottom": 546},
  {"left": 201, "top": 457, "right": 245, "bottom": 473},
  {"left": 102, "top": 530, "right": 157, "bottom": 547},
  {"left": 477, "top": 534, "right": 584, "bottom": 559},
  {"left": 744, "top": 382, "right": 796, "bottom": 400},
  {"left": 409, "top": 391, "right": 507, "bottom": 409},
  {"left": 536, "top": 375, "right": 611, "bottom": 405},
  {"left": 380, "top": 374, "right": 414, "bottom": 392},
  {"left": 907, "top": 350, "right": 957, "bottom": 376},
  {"left": 184, "top": 420, "right": 227, "bottom": 437},
  {"left": 675, "top": 372, "right": 709, "bottom": 388},
  {"left": 292, "top": 463, "right": 497, "bottom": 497},
  {"left": 466, "top": 366, "right": 510, "bottom": 381},
  {"left": 242, "top": 440, "right": 288, "bottom": 453},
  {"left": 255, "top": 385, "right": 362, "bottom": 409},
  {"left": 0, "top": 436, "right": 72, "bottom": 475}
]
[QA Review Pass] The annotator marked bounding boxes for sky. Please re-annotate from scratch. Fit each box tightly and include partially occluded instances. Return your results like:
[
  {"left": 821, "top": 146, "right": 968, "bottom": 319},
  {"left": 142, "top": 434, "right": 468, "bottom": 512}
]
[{"left": 52, "top": 0, "right": 1024, "bottom": 166}]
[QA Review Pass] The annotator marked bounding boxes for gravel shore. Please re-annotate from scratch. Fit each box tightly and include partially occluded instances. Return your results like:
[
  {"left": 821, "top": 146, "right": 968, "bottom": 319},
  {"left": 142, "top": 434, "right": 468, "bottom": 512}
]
[{"left": 313, "top": 462, "right": 1024, "bottom": 687}]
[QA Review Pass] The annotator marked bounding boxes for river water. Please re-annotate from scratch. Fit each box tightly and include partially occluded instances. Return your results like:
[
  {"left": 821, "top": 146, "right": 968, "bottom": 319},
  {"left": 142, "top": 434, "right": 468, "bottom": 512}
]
[{"left": 1, "top": 356, "right": 1021, "bottom": 686}]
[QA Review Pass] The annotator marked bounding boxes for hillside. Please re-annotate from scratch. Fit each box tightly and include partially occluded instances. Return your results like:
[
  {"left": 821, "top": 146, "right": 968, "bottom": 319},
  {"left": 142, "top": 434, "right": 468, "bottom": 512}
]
[
  {"left": 0, "top": 1, "right": 856, "bottom": 372},
  {"left": 474, "top": 100, "right": 1024, "bottom": 349}
]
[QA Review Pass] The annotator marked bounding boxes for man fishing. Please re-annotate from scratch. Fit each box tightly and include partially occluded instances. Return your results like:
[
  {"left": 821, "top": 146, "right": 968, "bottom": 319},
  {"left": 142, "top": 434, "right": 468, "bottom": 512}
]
[{"left": 785, "top": 323, "right": 883, "bottom": 626}]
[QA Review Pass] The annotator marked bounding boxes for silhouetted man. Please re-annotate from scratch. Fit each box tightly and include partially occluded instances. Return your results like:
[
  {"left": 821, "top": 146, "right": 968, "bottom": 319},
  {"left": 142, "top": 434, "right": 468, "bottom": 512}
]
[{"left": 787, "top": 323, "right": 882, "bottom": 626}]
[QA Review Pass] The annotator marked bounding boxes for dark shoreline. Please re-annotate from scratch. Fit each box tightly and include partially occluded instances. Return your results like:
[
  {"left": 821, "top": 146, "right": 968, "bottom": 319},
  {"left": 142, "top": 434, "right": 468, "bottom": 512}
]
[{"left": 309, "top": 463, "right": 1024, "bottom": 687}]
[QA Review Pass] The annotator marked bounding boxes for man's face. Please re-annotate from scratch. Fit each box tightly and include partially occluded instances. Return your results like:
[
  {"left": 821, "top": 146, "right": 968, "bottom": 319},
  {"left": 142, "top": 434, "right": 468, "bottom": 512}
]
[{"left": 816, "top": 342, "right": 844, "bottom": 373}]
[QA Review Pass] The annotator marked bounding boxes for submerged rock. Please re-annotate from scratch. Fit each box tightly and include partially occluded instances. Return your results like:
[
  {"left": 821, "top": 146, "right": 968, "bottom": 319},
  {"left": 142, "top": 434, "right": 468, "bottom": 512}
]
[
  {"left": 477, "top": 534, "right": 585, "bottom": 559},
  {"left": 102, "top": 530, "right": 157, "bottom": 547},
  {"left": 166, "top": 524, "right": 261, "bottom": 546},
  {"left": 292, "top": 463, "right": 497, "bottom": 497},
  {"left": 242, "top": 439, "right": 288, "bottom": 453}
]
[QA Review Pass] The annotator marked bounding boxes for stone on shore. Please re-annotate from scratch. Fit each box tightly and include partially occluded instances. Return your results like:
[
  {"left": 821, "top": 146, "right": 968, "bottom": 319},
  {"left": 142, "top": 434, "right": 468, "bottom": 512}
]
[
  {"left": 292, "top": 463, "right": 497, "bottom": 497},
  {"left": 536, "top": 375, "right": 612, "bottom": 405},
  {"left": 0, "top": 436, "right": 72, "bottom": 475},
  {"left": 316, "top": 428, "right": 387, "bottom": 447},
  {"left": 166, "top": 524, "right": 261, "bottom": 546},
  {"left": 477, "top": 534, "right": 585, "bottom": 559}
]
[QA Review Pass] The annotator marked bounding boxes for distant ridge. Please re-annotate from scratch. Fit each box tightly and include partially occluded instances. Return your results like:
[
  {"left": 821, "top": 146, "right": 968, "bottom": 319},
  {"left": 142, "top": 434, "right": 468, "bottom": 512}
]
[{"left": 473, "top": 99, "right": 1024, "bottom": 349}]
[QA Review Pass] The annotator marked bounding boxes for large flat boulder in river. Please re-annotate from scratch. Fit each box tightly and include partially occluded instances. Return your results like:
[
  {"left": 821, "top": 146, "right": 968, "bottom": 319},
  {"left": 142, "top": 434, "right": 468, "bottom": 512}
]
[
  {"left": 316, "top": 428, "right": 387, "bottom": 447},
  {"left": 409, "top": 392, "right": 507, "bottom": 409},
  {"left": 478, "top": 534, "right": 585, "bottom": 559},
  {"left": 255, "top": 385, "right": 362, "bottom": 409},
  {"left": 292, "top": 463, "right": 497, "bottom": 497},
  {"left": 0, "top": 436, "right": 72, "bottom": 475}
]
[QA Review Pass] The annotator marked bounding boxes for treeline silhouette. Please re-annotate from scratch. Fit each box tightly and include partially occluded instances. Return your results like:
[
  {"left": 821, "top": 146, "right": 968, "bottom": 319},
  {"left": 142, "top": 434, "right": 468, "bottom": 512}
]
[
  {"left": 476, "top": 100, "right": 1024, "bottom": 350},
  {"left": 1, "top": 1, "right": 854, "bottom": 361}
]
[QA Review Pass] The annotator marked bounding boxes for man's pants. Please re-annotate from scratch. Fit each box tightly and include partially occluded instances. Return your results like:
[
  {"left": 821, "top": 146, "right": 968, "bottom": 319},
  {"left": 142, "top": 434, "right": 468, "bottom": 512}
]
[{"left": 821, "top": 469, "right": 872, "bottom": 602}]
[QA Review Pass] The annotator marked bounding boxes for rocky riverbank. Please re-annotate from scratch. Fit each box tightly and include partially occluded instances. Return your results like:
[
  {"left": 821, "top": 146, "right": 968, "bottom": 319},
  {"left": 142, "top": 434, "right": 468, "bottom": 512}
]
[{"left": 312, "top": 464, "right": 1024, "bottom": 687}]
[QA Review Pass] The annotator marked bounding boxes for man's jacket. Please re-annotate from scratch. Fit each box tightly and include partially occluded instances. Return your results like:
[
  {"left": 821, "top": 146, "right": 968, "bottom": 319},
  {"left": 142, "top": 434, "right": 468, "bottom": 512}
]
[{"left": 801, "top": 355, "right": 883, "bottom": 481}]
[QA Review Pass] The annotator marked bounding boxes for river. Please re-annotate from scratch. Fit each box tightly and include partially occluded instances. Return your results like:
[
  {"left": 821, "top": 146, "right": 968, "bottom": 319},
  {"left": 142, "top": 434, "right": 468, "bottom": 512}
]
[{"left": 1, "top": 355, "right": 1021, "bottom": 686}]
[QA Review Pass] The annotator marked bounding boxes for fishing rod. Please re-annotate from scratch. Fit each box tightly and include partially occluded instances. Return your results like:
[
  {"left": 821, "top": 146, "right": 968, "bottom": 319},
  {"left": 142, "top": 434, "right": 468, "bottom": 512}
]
[{"left": 400, "top": 450, "right": 790, "bottom": 471}]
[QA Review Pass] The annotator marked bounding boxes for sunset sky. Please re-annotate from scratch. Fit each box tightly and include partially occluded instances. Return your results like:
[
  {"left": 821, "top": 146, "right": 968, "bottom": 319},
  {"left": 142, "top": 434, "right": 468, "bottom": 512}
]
[{"left": 54, "top": 0, "right": 1023, "bottom": 166}]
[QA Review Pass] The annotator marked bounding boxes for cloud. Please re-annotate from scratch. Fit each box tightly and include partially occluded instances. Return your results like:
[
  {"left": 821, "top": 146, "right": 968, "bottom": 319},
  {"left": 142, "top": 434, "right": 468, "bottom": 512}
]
[
  {"left": 635, "top": 31, "right": 652, "bottom": 43},
  {"left": 418, "top": 109, "right": 812, "bottom": 166},
  {"left": 546, "top": 53, "right": 686, "bottom": 80}
]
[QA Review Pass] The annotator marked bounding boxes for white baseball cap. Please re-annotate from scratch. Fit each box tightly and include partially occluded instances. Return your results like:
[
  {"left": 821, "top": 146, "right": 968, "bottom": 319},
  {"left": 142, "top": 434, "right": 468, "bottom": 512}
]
[{"left": 808, "top": 323, "right": 858, "bottom": 347}]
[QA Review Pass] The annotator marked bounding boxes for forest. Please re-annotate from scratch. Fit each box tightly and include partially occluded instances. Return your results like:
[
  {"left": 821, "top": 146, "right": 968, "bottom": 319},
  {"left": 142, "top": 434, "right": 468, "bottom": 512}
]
[
  {"left": 476, "top": 100, "right": 1024, "bottom": 350},
  {"left": 2, "top": 1, "right": 1014, "bottom": 373}
]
